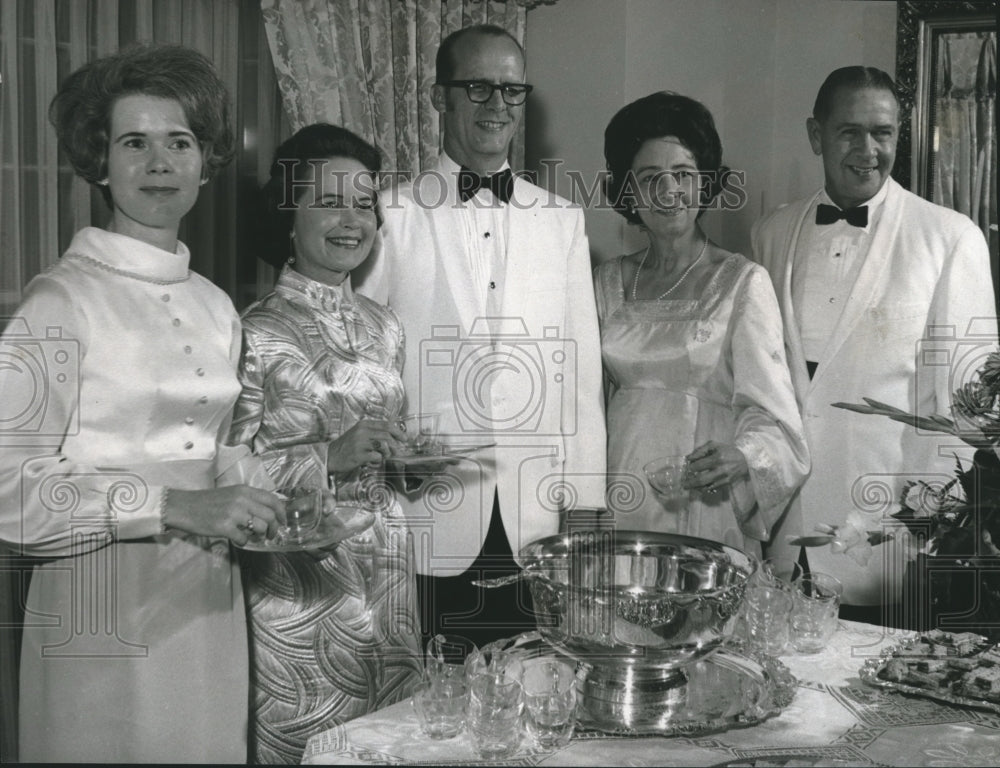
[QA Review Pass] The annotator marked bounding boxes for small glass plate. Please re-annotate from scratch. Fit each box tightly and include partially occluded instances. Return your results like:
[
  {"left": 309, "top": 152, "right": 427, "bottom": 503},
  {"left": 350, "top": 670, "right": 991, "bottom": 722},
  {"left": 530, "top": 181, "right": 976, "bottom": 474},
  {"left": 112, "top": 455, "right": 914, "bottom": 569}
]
[
  {"left": 388, "top": 450, "right": 452, "bottom": 467},
  {"left": 389, "top": 441, "right": 496, "bottom": 466},
  {"left": 859, "top": 631, "right": 1000, "bottom": 714},
  {"left": 442, "top": 440, "right": 496, "bottom": 458},
  {"left": 237, "top": 503, "right": 374, "bottom": 552}
]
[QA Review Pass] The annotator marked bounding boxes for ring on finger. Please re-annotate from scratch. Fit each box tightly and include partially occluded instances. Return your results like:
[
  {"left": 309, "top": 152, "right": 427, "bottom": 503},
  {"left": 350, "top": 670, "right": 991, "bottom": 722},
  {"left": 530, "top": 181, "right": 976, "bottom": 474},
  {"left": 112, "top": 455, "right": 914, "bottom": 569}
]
[{"left": 245, "top": 517, "right": 255, "bottom": 532}]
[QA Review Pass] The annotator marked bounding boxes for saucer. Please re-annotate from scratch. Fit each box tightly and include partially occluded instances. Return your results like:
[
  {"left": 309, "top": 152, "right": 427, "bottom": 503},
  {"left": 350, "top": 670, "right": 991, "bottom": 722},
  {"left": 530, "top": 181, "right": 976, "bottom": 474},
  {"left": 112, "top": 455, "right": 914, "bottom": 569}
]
[
  {"left": 389, "top": 441, "right": 496, "bottom": 466},
  {"left": 237, "top": 503, "right": 374, "bottom": 552}
]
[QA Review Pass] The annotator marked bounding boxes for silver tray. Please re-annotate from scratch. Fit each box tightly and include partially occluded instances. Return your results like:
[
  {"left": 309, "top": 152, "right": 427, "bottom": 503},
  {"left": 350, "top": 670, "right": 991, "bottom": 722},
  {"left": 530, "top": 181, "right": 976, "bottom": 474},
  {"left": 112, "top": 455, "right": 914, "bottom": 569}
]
[
  {"left": 859, "top": 632, "right": 1000, "bottom": 714},
  {"left": 498, "top": 634, "right": 796, "bottom": 736}
]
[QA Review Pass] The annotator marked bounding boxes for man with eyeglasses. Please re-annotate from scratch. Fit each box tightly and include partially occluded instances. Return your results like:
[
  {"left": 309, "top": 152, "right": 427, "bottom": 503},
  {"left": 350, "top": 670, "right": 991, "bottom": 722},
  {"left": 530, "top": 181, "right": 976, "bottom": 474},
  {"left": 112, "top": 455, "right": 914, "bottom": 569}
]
[{"left": 356, "top": 24, "right": 605, "bottom": 649}]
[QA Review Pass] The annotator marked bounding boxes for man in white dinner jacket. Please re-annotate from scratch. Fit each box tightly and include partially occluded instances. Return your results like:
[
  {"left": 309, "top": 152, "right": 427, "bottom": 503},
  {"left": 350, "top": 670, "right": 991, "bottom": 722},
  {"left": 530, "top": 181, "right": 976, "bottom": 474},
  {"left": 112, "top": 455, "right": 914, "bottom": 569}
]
[
  {"left": 752, "top": 66, "right": 997, "bottom": 626},
  {"left": 356, "top": 24, "right": 606, "bottom": 647}
]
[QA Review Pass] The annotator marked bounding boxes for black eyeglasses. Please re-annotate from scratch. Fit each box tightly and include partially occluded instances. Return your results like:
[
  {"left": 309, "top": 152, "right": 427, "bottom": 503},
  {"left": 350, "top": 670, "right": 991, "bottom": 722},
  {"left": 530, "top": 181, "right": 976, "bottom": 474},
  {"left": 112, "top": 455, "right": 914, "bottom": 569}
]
[{"left": 439, "top": 79, "right": 534, "bottom": 106}]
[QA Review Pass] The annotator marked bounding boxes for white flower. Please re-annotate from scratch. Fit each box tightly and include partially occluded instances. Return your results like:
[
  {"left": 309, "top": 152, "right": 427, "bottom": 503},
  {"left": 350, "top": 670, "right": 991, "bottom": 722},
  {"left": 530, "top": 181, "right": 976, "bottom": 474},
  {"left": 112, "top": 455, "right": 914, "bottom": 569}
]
[
  {"left": 814, "top": 523, "right": 838, "bottom": 535},
  {"left": 830, "top": 511, "right": 873, "bottom": 565},
  {"left": 903, "top": 481, "right": 949, "bottom": 518}
]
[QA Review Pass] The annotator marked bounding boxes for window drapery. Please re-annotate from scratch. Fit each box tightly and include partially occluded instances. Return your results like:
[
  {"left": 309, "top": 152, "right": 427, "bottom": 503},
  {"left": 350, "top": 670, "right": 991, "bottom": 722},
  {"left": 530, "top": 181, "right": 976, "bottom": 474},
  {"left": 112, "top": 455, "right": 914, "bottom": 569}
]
[
  {"left": 931, "top": 30, "right": 997, "bottom": 246},
  {"left": 260, "top": 0, "right": 530, "bottom": 176},
  {"left": 3, "top": 1, "right": 232, "bottom": 317}
]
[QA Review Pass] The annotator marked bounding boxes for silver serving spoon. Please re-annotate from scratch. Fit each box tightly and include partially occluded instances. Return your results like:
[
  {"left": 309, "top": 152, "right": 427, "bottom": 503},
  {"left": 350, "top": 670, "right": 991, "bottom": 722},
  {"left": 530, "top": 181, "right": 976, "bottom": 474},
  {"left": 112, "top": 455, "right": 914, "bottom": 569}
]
[{"left": 471, "top": 566, "right": 555, "bottom": 588}]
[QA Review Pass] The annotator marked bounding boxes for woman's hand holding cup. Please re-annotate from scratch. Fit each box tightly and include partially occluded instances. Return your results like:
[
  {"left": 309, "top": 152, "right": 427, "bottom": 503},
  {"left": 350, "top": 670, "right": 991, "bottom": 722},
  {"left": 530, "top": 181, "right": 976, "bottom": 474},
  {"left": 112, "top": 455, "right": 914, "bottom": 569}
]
[
  {"left": 682, "top": 440, "right": 748, "bottom": 494},
  {"left": 163, "top": 485, "right": 287, "bottom": 546},
  {"left": 327, "top": 419, "right": 406, "bottom": 474}
]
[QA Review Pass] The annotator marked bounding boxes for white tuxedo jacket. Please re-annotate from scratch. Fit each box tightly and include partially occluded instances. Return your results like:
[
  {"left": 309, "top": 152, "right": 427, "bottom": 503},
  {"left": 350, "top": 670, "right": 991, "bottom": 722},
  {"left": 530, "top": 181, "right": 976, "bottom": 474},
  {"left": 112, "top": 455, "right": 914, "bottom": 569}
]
[
  {"left": 752, "top": 177, "right": 997, "bottom": 604},
  {"left": 356, "top": 158, "right": 607, "bottom": 575}
]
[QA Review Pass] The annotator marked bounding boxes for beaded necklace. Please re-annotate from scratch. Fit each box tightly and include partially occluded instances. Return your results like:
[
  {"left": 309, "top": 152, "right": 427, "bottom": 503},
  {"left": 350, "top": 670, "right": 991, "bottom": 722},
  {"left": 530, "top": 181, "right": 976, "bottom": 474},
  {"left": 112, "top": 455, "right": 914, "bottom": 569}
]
[{"left": 631, "top": 235, "right": 708, "bottom": 301}]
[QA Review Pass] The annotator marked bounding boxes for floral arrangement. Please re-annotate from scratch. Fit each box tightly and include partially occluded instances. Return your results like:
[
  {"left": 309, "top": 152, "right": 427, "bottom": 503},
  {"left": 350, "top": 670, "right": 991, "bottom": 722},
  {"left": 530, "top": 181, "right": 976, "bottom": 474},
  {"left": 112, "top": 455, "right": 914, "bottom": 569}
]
[{"left": 794, "top": 350, "right": 1000, "bottom": 638}]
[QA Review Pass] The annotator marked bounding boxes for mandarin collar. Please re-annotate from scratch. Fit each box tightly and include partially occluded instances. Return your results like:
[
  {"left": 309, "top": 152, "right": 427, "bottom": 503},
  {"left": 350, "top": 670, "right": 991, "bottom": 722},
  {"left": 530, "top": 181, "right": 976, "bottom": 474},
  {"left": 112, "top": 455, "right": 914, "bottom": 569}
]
[
  {"left": 275, "top": 265, "right": 355, "bottom": 312},
  {"left": 65, "top": 227, "right": 191, "bottom": 282}
]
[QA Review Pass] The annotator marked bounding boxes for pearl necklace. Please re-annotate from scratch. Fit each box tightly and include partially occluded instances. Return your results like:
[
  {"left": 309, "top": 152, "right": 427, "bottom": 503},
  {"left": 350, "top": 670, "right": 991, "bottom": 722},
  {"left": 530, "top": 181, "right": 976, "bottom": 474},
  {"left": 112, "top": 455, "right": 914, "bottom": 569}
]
[
  {"left": 64, "top": 252, "right": 190, "bottom": 285},
  {"left": 631, "top": 235, "right": 708, "bottom": 301}
]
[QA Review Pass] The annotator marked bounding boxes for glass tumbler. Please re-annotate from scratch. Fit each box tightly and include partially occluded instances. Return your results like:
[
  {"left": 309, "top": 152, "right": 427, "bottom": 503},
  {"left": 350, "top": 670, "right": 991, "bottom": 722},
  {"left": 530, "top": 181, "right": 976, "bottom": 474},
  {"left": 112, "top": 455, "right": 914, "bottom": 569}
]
[
  {"left": 521, "top": 658, "right": 577, "bottom": 751},
  {"left": 411, "top": 678, "right": 468, "bottom": 740},
  {"left": 742, "top": 584, "right": 793, "bottom": 656},
  {"left": 425, "top": 633, "right": 477, "bottom": 684},
  {"left": 790, "top": 572, "right": 843, "bottom": 654},
  {"left": 467, "top": 668, "right": 524, "bottom": 760}
]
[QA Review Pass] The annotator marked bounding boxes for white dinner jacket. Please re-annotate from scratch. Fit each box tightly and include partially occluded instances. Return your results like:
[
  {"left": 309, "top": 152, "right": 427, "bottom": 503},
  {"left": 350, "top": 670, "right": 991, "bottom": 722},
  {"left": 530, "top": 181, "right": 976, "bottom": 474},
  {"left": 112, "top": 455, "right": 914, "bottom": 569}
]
[
  {"left": 752, "top": 177, "right": 997, "bottom": 604},
  {"left": 356, "top": 157, "right": 607, "bottom": 575}
]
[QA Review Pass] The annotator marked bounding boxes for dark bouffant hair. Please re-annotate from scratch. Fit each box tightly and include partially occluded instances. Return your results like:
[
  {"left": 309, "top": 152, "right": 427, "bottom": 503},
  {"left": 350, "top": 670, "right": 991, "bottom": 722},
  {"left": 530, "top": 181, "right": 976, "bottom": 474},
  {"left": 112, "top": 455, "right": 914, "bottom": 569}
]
[
  {"left": 435, "top": 24, "right": 525, "bottom": 83},
  {"left": 258, "top": 123, "right": 383, "bottom": 268},
  {"left": 812, "top": 66, "right": 899, "bottom": 122},
  {"left": 604, "top": 91, "right": 725, "bottom": 224},
  {"left": 49, "top": 44, "right": 234, "bottom": 206}
]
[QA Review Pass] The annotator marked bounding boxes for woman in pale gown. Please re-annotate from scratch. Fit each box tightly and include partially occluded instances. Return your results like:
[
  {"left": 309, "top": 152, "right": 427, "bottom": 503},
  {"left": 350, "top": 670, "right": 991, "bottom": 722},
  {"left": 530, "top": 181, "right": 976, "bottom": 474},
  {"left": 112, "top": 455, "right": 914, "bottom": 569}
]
[
  {"left": 229, "top": 124, "right": 422, "bottom": 764},
  {"left": 0, "top": 45, "right": 285, "bottom": 763},
  {"left": 597, "top": 91, "right": 809, "bottom": 554}
]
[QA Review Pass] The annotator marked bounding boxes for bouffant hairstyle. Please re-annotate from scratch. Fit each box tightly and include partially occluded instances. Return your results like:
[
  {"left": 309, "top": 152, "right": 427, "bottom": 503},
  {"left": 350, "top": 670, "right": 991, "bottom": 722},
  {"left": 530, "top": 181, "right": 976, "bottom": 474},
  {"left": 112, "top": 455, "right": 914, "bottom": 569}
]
[
  {"left": 813, "top": 66, "right": 899, "bottom": 123},
  {"left": 49, "top": 44, "right": 234, "bottom": 207},
  {"left": 604, "top": 91, "right": 725, "bottom": 225},
  {"left": 258, "top": 123, "right": 383, "bottom": 269},
  {"left": 435, "top": 24, "right": 525, "bottom": 83}
]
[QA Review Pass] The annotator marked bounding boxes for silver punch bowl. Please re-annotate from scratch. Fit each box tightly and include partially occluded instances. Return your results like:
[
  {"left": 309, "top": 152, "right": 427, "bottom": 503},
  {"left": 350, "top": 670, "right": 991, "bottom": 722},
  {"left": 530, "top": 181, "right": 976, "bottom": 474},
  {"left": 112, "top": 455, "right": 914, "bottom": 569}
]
[
  {"left": 519, "top": 530, "right": 754, "bottom": 665},
  {"left": 516, "top": 530, "right": 779, "bottom": 734}
]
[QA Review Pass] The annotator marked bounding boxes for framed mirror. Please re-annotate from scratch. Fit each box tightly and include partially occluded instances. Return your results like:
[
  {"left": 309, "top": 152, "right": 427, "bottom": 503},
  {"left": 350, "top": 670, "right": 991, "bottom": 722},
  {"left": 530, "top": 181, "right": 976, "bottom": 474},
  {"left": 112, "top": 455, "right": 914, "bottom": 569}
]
[{"left": 896, "top": 1, "right": 998, "bottom": 293}]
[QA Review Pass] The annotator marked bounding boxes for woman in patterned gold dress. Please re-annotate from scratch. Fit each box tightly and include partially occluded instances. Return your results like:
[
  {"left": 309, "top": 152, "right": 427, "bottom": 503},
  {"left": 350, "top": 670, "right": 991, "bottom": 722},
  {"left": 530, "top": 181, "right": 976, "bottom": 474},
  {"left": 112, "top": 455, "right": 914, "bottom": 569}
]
[{"left": 229, "top": 124, "right": 422, "bottom": 764}]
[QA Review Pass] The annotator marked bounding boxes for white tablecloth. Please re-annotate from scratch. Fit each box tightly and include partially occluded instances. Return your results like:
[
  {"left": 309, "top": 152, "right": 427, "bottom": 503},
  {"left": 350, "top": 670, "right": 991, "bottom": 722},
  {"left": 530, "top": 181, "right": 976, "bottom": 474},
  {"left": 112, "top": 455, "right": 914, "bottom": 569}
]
[{"left": 302, "top": 621, "right": 1000, "bottom": 766}]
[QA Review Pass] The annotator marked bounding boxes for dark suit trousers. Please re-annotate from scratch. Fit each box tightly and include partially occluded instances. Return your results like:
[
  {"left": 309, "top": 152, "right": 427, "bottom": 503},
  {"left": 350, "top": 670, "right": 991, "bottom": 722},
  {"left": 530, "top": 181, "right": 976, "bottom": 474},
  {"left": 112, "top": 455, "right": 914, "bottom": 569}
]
[{"left": 415, "top": 494, "right": 537, "bottom": 650}]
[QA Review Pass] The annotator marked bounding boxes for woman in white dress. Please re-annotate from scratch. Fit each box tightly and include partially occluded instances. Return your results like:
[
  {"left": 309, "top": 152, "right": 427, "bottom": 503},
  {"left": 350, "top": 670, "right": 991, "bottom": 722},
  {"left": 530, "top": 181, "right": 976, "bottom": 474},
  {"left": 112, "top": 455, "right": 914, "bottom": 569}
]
[
  {"left": 0, "top": 45, "right": 284, "bottom": 762},
  {"left": 597, "top": 91, "right": 809, "bottom": 554}
]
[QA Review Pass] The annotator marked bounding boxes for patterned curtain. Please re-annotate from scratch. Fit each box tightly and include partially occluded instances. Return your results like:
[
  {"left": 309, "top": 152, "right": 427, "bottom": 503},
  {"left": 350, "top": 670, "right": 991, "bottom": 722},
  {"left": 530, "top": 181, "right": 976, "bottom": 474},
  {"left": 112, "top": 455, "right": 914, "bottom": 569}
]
[
  {"left": 260, "top": 0, "right": 534, "bottom": 176},
  {"left": 931, "top": 30, "right": 997, "bottom": 246}
]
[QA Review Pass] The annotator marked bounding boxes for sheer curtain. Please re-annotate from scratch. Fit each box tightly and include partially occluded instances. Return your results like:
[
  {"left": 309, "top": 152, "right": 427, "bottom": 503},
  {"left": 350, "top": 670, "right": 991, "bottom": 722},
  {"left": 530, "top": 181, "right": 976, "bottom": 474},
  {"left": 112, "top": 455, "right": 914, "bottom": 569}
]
[
  {"left": 260, "top": 0, "right": 532, "bottom": 177},
  {"left": 0, "top": 1, "right": 284, "bottom": 759},
  {"left": 931, "top": 30, "right": 997, "bottom": 247}
]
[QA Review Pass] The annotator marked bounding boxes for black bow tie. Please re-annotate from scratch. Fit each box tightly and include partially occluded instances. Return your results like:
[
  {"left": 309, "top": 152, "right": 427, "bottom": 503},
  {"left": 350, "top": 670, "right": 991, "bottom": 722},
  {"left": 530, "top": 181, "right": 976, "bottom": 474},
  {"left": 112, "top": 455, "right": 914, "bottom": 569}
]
[
  {"left": 816, "top": 203, "right": 868, "bottom": 227},
  {"left": 458, "top": 167, "right": 514, "bottom": 204}
]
